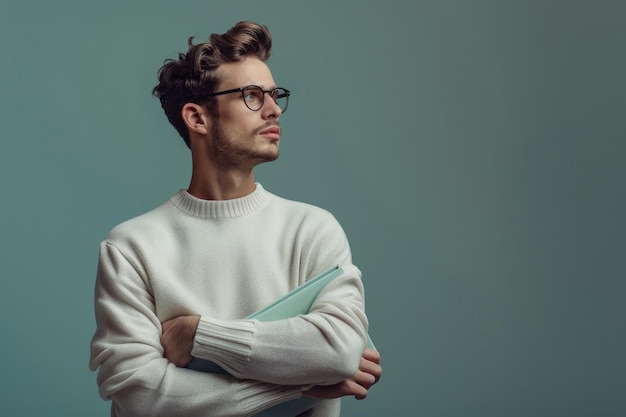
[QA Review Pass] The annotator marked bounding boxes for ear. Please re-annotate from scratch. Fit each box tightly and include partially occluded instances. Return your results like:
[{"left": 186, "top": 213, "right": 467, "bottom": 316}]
[{"left": 181, "top": 103, "right": 211, "bottom": 136}]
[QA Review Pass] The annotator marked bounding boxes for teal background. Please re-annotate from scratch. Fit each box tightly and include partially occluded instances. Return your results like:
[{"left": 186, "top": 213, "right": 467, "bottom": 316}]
[{"left": 1, "top": 1, "right": 624, "bottom": 416}]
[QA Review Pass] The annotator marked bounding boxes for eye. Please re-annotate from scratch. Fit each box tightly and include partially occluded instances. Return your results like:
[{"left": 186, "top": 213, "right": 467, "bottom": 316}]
[{"left": 243, "top": 87, "right": 263, "bottom": 103}]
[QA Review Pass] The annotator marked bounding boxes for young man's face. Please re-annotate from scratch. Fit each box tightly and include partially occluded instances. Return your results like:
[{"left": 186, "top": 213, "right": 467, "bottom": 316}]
[{"left": 208, "top": 57, "right": 283, "bottom": 169}]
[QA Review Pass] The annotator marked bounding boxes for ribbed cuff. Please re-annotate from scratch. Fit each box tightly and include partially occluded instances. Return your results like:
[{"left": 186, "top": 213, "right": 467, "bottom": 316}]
[
  {"left": 238, "top": 380, "right": 303, "bottom": 416},
  {"left": 192, "top": 316, "right": 256, "bottom": 376}
]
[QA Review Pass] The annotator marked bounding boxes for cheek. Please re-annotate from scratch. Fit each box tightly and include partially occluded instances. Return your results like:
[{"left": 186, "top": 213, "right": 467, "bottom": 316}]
[
  {"left": 220, "top": 113, "right": 256, "bottom": 136},
  {"left": 225, "top": 123, "right": 251, "bottom": 141}
]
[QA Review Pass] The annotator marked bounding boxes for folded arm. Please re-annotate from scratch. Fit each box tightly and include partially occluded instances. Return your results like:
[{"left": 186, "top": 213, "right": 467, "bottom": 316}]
[
  {"left": 90, "top": 242, "right": 302, "bottom": 417},
  {"left": 187, "top": 263, "right": 368, "bottom": 385},
  {"left": 161, "top": 313, "right": 382, "bottom": 400}
]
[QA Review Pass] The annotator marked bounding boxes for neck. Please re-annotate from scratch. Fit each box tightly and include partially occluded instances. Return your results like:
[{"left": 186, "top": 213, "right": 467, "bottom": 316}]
[
  {"left": 186, "top": 132, "right": 262, "bottom": 200},
  {"left": 188, "top": 164, "right": 257, "bottom": 201}
]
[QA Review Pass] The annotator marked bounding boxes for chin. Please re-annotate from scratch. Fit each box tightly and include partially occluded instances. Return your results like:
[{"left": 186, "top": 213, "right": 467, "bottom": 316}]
[
  {"left": 250, "top": 150, "right": 279, "bottom": 166},
  {"left": 260, "top": 145, "right": 280, "bottom": 160},
  {"left": 264, "top": 151, "right": 280, "bottom": 162}
]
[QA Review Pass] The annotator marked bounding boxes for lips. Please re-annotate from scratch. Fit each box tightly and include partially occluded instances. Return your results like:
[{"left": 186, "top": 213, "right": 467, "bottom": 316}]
[{"left": 259, "top": 125, "right": 281, "bottom": 140}]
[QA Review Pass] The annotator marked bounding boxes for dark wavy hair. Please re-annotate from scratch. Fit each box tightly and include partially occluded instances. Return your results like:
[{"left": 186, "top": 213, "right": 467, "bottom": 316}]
[{"left": 152, "top": 21, "right": 272, "bottom": 148}]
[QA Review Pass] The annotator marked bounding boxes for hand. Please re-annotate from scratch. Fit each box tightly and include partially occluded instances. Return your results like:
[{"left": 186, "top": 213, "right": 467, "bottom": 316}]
[
  {"left": 160, "top": 315, "right": 200, "bottom": 367},
  {"left": 303, "top": 348, "right": 382, "bottom": 400}
]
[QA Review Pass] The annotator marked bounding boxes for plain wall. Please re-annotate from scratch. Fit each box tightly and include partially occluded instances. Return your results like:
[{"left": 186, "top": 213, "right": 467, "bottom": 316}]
[{"left": 0, "top": 1, "right": 624, "bottom": 416}]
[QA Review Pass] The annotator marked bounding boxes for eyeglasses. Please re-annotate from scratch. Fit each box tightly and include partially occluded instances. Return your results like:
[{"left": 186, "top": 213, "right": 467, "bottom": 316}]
[{"left": 206, "top": 85, "right": 290, "bottom": 113}]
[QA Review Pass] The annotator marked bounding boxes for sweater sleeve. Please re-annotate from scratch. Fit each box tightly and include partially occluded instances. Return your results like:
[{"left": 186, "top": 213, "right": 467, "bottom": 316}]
[
  {"left": 191, "top": 212, "right": 369, "bottom": 386},
  {"left": 89, "top": 242, "right": 303, "bottom": 417}
]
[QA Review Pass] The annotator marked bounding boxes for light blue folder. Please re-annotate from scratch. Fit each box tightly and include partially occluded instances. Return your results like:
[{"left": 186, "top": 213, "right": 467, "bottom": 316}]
[{"left": 187, "top": 265, "right": 376, "bottom": 416}]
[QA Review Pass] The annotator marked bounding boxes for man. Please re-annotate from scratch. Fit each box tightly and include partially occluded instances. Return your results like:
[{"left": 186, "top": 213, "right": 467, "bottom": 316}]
[{"left": 89, "top": 21, "right": 382, "bottom": 417}]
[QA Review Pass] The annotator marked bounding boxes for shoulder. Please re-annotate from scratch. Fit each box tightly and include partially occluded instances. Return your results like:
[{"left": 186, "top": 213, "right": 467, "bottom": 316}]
[
  {"left": 266, "top": 190, "right": 341, "bottom": 226},
  {"left": 265, "top": 190, "right": 354, "bottom": 272},
  {"left": 264, "top": 189, "right": 348, "bottom": 242},
  {"left": 103, "top": 197, "right": 176, "bottom": 248}
]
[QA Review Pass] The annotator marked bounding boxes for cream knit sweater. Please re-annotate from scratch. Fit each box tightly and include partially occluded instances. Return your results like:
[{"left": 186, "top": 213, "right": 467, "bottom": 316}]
[{"left": 89, "top": 184, "right": 368, "bottom": 417}]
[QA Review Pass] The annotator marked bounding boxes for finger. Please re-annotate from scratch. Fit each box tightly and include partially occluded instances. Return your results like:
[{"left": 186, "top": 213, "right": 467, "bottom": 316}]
[
  {"left": 362, "top": 348, "right": 380, "bottom": 363},
  {"left": 360, "top": 357, "right": 383, "bottom": 382},
  {"left": 344, "top": 379, "right": 368, "bottom": 399},
  {"left": 161, "top": 318, "right": 174, "bottom": 333},
  {"left": 350, "top": 381, "right": 368, "bottom": 400},
  {"left": 353, "top": 369, "right": 377, "bottom": 389}
]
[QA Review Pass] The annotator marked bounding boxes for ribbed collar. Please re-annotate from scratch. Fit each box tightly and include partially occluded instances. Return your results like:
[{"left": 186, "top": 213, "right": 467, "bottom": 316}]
[{"left": 169, "top": 183, "right": 272, "bottom": 219}]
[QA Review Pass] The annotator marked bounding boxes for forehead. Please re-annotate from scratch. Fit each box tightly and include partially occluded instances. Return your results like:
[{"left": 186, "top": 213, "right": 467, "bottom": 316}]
[{"left": 216, "top": 57, "right": 276, "bottom": 89}]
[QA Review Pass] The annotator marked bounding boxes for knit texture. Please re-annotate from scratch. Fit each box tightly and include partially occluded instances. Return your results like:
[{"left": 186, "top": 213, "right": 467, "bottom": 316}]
[{"left": 90, "top": 184, "right": 368, "bottom": 417}]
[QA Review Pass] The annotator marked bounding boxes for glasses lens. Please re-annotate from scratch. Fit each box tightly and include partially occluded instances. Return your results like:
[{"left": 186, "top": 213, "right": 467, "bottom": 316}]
[
  {"left": 242, "top": 86, "right": 290, "bottom": 112},
  {"left": 242, "top": 86, "right": 264, "bottom": 111},
  {"left": 273, "top": 88, "right": 289, "bottom": 113}
]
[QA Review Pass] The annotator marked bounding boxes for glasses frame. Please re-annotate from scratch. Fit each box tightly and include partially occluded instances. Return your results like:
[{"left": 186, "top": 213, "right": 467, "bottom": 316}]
[{"left": 206, "top": 85, "right": 290, "bottom": 113}]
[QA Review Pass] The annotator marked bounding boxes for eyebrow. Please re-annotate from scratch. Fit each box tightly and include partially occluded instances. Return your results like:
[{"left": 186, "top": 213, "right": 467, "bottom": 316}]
[{"left": 244, "top": 83, "right": 278, "bottom": 90}]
